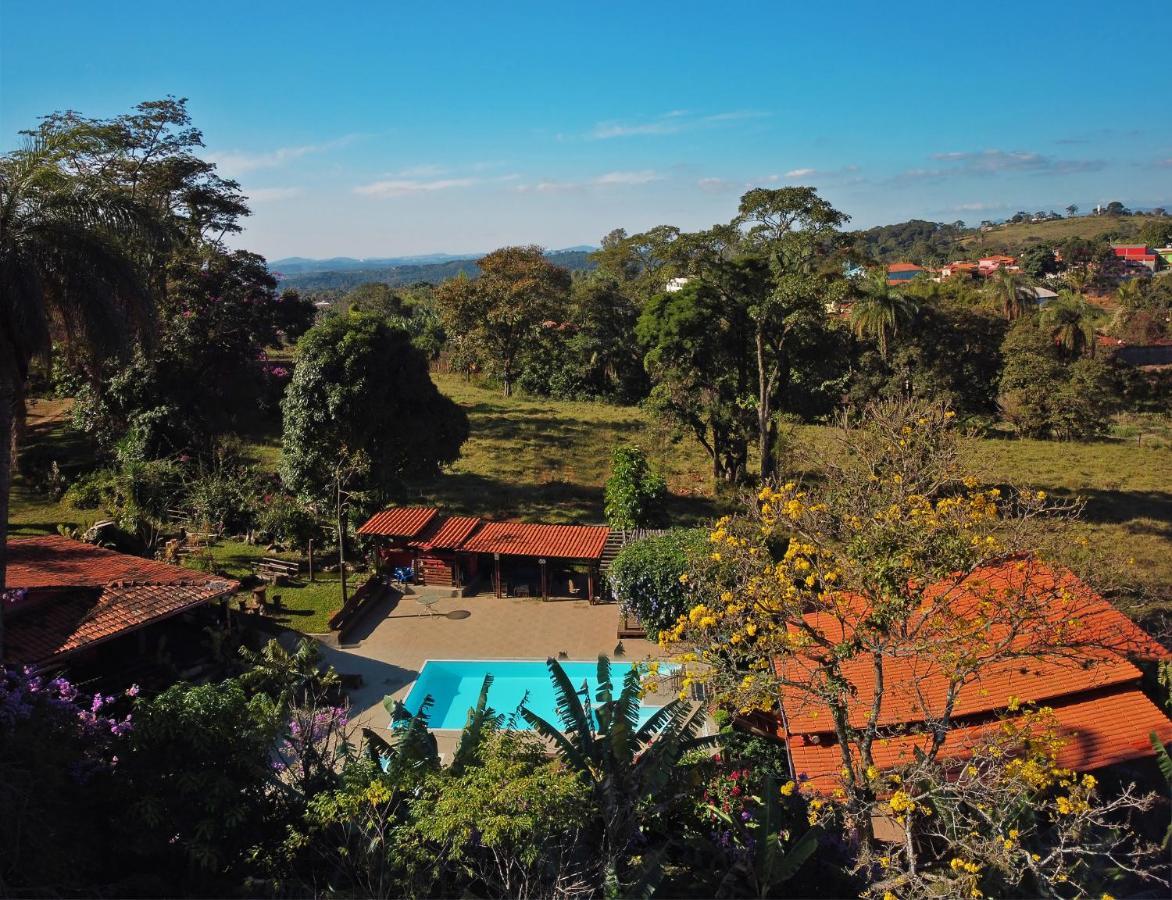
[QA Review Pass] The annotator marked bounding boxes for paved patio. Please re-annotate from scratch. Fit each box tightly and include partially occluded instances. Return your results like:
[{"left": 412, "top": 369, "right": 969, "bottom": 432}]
[{"left": 304, "top": 586, "right": 664, "bottom": 752}]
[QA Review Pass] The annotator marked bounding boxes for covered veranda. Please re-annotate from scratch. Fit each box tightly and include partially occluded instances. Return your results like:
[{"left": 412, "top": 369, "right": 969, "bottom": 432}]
[{"left": 459, "top": 521, "right": 609, "bottom": 602}]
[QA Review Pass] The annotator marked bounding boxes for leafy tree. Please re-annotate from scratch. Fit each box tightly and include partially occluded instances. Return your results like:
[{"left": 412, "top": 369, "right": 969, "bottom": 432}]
[
  {"left": 588, "top": 225, "right": 681, "bottom": 302},
  {"left": 1019, "top": 245, "right": 1059, "bottom": 280},
  {"left": 1066, "top": 204, "right": 1078, "bottom": 217},
  {"left": 406, "top": 731, "right": 594, "bottom": 898},
  {"left": 280, "top": 312, "right": 467, "bottom": 600},
  {"left": 519, "top": 656, "right": 717, "bottom": 894},
  {"left": 0, "top": 130, "right": 157, "bottom": 617},
  {"left": 566, "top": 275, "right": 648, "bottom": 402},
  {"left": 849, "top": 269, "right": 918, "bottom": 360},
  {"left": 122, "top": 679, "right": 281, "bottom": 882},
  {"left": 603, "top": 445, "right": 667, "bottom": 529},
  {"left": 434, "top": 246, "right": 571, "bottom": 396},
  {"left": 638, "top": 280, "right": 755, "bottom": 484},
  {"left": 607, "top": 529, "right": 705, "bottom": 639},
  {"left": 736, "top": 187, "right": 851, "bottom": 481},
  {"left": 660, "top": 401, "right": 1165, "bottom": 895}
]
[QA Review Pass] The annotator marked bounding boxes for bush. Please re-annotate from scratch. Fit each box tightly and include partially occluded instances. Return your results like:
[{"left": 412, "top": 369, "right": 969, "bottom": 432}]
[
  {"left": 603, "top": 446, "right": 667, "bottom": 529},
  {"left": 255, "top": 491, "right": 320, "bottom": 550},
  {"left": 607, "top": 529, "right": 706, "bottom": 638}
]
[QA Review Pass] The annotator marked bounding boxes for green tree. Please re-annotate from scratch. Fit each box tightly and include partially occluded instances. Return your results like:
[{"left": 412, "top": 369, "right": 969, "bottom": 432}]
[
  {"left": 519, "top": 656, "right": 717, "bottom": 894},
  {"left": 122, "top": 680, "right": 281, "bottom": 882},
  {"left": 603, "top": 445, "right": 667, "bottom": 529},
  {"left": 0, "top": 130, "right": 157, "bottom": 629},
  {"left": 987, "top": 266, "right": 1036, "bottom": 320},
  {"left": 434, "top": 246, "right": 571, "bottom": 396},
  {"left": 638, "top": 280, "right": 755, "bottom": 485},
  {"left": 849, "top": 269, "right": 918, "bottom": 360},
  {"left": 735, "top": 187, "right": 850, "bottom": 481},
  {"left": 280, "top": 313, "right": 468, "bottom": 601},
  {"left": 1066, "top": 204, "right": 1078, "bottom": 217},
  {"left": 1040, "top": 290, "right": 1098, "bottom": 360}
]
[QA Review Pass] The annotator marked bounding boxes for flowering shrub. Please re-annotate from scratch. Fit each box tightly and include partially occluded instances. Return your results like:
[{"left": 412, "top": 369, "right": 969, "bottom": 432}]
[{"left": 607, "top": 528, "right": 705, "bottom": 638}]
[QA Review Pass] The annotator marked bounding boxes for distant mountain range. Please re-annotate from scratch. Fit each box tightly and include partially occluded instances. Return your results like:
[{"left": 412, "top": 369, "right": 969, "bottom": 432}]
[{"left": 271, "top": 247, "right": 597, "bottom": 292}]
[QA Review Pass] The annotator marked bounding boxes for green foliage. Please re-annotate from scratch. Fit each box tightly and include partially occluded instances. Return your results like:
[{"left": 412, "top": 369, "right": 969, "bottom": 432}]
[
  {"left": 999, "top": 318, "right": 1118, "bottom": 439},
  {"left": 608, "top": 529, "right": 706, "bottom": 638},
  {"left": 123, "top": 679, "right": 282, "bottom": 878},
  {"left": 519, "top": 656, "right": 718, "bottom": 893},
  {"left": 280, "top": 311, "right": 468, "bottom": 510},
  {"left": 435, "top": 245, "right": 572, "bottom": 396},
  {"left": 851, "top": 218, "right": 967, "bottom": 264},
  {"left": 604, "top": 445, "right": 667, "bottom": 528}
]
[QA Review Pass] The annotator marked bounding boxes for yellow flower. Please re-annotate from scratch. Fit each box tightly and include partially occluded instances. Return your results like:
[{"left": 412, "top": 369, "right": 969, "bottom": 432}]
[
  {"left": 1035, "top": 490, "right": 1047, "bottom": 500},
  {"left": 779, "top": 780, "right": 796, "bottom": 796}
]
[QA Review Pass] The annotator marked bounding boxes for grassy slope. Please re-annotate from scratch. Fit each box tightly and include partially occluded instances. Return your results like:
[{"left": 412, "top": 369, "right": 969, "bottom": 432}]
[
  {"left": 960, "top": 214, "right": 1156, "bottom": 254},
  {"left": 10, "top": 374, "right": 1171, "bottom": 632}
]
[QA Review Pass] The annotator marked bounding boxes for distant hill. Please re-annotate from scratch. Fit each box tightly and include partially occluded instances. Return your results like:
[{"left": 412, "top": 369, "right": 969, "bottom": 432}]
[
  {"left": 273, "top": 248, "right": 597, "bottom": 292},
  {"left": 851, "top": 214, "right": 1166, "bottom": 265},
  {"left": 960, "top": 215, "right": 1162, "bottom": 255}
]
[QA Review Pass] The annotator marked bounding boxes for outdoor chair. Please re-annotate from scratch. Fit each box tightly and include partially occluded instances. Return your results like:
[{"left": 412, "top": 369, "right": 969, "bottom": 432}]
[{"left": 567, "top": 578, "right": 581, "bottom": 597}]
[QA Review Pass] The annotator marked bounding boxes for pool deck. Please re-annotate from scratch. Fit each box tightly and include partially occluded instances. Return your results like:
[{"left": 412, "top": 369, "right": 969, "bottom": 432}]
[{"left": 301, "top": 586, "right": 664, "bottom": 756}]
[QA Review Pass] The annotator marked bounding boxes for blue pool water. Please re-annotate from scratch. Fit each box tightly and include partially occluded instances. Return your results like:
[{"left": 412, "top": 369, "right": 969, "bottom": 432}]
[{"left": 402, "top": 659, "right": 666, "bottom": 730}]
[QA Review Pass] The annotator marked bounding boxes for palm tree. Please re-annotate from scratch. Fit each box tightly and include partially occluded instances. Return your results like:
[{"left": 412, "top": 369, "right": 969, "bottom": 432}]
[
  {"left": 1041, "top": 290, "right": 1098, "bottom": 360},
  {"left": 520, "top": 656, "right": 717, "bottom": 893},
  {"left": 1115, "top": 278, "right": 1144, "bottom": 309},
  {"left": 0, "top": 133, "right": 157, "bottom": 644},
  {"left": 987, "top": 266, "right": 1035, "bottom": 321},
  {"left": 849, "top": 270, "right": 919, "bottom": 359}
]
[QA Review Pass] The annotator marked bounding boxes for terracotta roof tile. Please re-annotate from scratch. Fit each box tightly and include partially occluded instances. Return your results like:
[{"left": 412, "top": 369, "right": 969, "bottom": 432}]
[
  {"left": 4, "top": 537, "right": 237, "bottom": 667},
  {"left": 460, "top": 522, "right": 610, "bottom": 560},
  {"left": 357, "top": 507, "right": 438, "bottom": 538},
  {"left": 788, "top": 690, "right": 1172, "bottom": 794},
  {"left": 7, "top": 535, "right": 218, "bottom": 588},
  {"left": 407, "top": 515, "right": 483, "bottom": 551}
]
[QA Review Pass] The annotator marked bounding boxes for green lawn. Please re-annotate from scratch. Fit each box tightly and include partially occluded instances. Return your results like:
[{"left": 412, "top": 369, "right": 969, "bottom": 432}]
[{"left": 10, "top": 375, "right": 1172, "bottom": 633}]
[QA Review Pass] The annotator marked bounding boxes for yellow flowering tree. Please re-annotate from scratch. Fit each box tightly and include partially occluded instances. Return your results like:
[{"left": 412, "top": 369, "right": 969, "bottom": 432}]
[{"left": 661, "top": 399, "right": 1167, "bottom": 894}]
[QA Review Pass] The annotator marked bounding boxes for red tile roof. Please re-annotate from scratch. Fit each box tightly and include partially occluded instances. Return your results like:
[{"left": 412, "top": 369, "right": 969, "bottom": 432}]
[
  {"left": 460, "top": 522, "right": 610, "bottom": 560},
  {"left": 357, "top": 507, "right": 438, "bottom": 538},
  {"left": 773, "top": 559, "right": 1171, "bottom": 792},
  {"left": 788, "top": 690, "right": 1172, "bottom": 794},
  {"left": 7, "top": 535, "right": 215, "bottom": 589},
  {"left": 408, "top": 515, "right": 483, "bottom": 551},
  {"left": 4, "top": 537, "right": 237, "bottom": 667},
  {"left": 777, "top": 561, "right": 1164, "bottom": 731},
  {"left": 887, "top": 263, "right": 924, "bottom": 272}
]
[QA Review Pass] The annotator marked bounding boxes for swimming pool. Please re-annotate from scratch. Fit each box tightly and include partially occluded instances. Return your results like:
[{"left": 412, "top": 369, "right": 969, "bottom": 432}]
[{"left": 402, "top": 659, "right": 666, "bottom": 730}]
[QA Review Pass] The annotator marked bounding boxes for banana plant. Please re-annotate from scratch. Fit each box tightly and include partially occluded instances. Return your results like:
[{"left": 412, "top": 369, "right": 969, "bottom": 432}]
[
  {"left": 520, "top": 655, "right": 719, "bottom": 894},
  {"left": 362, "top": 694, "right": 439, "bottom": 778}
]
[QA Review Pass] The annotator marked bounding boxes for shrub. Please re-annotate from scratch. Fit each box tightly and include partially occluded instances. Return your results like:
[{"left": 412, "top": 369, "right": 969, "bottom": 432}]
[
  {"left": 607, "top": 529, "right": 706, "bottom": 638},
  {"left": 603, "top": 445, "right": 667, "bottom": 529}
]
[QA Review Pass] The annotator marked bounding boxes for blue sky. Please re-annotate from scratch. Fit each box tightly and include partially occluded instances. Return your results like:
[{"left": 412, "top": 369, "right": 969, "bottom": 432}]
[{"left": 3, "top": 1, "right": 1170, "bottom": 259}]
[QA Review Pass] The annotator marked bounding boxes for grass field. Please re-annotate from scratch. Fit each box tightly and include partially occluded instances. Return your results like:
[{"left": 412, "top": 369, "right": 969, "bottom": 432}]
[
  {"left": 960, "top": 214, "right": 1157, "bottom": 255},
  {"left": 9, "top": 373, "right": 1172, "bottom": 633}
]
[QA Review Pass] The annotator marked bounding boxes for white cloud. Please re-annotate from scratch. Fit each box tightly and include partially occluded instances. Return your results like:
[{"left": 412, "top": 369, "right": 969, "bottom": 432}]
[
  {"left": 207, "top": 135, "right": 358, "bottom": 176},
  {"left": 589, "top": 109, "right": 769, "bottom": 140},
  {"left": 785, "top": 167, "right": 817, "bottom": 178},
  {"left": 354, "top": 177, "right": 479, "bottom": 198},
  {"left": 595, "top": 169, "right": 661, "bottom": 185},
  {"left": 392, "top": 163, "right": 447, "bottom": 177},
  {"left": 247, "top": 187, "right": 303, "bottom": 203},
  {"left": 697, "top": 177, "right": 740, "bottom": 193},
  {"left": 899, "top": 149, "right": 1106, "bottom": 180}
]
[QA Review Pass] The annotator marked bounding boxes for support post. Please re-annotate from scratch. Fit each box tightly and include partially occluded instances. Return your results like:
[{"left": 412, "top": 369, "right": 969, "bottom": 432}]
[
  {"left": 494, "top": 554, "right": 501, "bottom": 598},
  {"left": 539, "top": 558, "right": 548, "bottom": 601},
  {"left": 588, "top": 566, "right": 595, "bottom": 604}
]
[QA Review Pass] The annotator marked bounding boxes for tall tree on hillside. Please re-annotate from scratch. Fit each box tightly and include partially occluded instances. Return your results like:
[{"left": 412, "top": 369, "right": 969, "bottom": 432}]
[
  {"left": 1066, "top": 204, "right": 1078, "bottom": 217},
  {"left": 735, "top": 187, "right": 850, "bottom": 481},
  {"left": 987, "top": 266, "right": 1035, "bottom": 320},
  {"left": 434, "top": 246, "right": 571, "bottom": 396},
  {"left": 849, "top": 269, "right": 919, "bottom": 360},
  {"left": 280, "top": 313, "right": 468, "bottom": 602},
  {"left": 637, "top": 280, "right": 755, "bottom": 485},
  {"left": 0, "top": 131, "right": 159, "bottom": 642}
]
